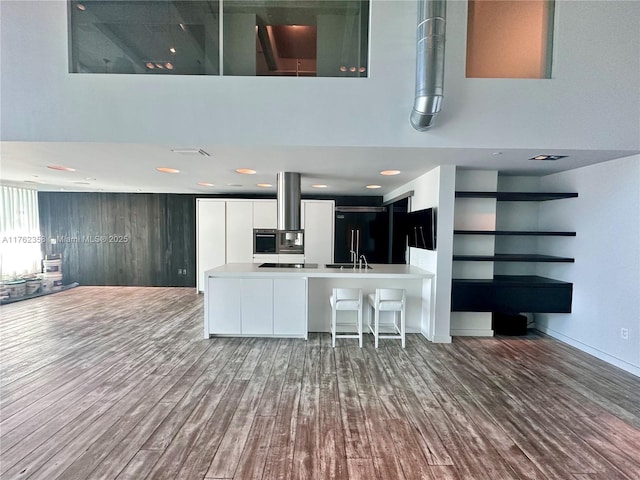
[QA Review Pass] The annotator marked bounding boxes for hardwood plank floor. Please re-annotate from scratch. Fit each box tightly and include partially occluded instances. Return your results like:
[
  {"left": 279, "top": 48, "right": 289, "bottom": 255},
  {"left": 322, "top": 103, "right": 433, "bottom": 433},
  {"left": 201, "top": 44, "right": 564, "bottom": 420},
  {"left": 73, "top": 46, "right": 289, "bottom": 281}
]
[{"left": 1, "top": 286, "right": 639, "bottom": 480}]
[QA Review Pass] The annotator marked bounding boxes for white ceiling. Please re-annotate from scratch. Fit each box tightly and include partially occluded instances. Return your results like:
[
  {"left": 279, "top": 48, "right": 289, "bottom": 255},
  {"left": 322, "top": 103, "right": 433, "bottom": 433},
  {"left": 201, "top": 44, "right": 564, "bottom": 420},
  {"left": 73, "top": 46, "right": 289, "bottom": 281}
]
[
  {"left": 1, "top": 1, "right": 638, "bottom": 197},
  {"left": 0, "top": 141, "right": 635, "bottom": 196}
]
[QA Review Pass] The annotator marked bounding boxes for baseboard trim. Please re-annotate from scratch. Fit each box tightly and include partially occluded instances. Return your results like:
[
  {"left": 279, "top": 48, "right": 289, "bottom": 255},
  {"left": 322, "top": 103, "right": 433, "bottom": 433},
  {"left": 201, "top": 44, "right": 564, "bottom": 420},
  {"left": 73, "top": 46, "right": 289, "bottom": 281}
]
[
  {"left": 451, "top": 328, "right": 494, "bottom": 337},
  {"left": 536, "top": 326, "right": 640, "bottom": 378}
]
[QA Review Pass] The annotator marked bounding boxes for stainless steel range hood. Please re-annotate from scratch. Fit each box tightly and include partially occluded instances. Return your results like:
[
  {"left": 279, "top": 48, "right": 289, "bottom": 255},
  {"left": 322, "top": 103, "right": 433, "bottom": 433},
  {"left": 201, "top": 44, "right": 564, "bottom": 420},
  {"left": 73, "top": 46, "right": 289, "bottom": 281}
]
[{"left": 276, "top": 172, "right": 301, "bottom": 231}]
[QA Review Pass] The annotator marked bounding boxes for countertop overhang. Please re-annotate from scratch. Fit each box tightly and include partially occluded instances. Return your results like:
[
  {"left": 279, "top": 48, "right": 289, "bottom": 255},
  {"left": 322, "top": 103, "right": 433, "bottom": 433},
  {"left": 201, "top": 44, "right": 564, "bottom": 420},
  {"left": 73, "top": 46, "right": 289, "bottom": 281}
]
[{"left": 205, "top": 263, "right": 434, "bottom": 279}]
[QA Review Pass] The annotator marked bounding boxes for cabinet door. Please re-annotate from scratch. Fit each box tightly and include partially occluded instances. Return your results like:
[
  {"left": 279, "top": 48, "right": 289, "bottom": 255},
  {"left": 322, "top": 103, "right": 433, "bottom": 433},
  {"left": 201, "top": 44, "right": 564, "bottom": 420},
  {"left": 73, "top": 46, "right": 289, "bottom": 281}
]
[
  {"left": 197, "top": 200, "right": 226, "bottom": 292},
  {"left": 278, "top": 254, "right": 305, "bottom": 263},
  {"left": 303, "top": 200, "right": 335, "bottom": 265},
  {"left": 226, "top": 201, "right": 254, "bottom": 263},
  {"left": 241, "top": 278, "right": 273, "bottom": 334},
  {"left": 273, "top": 278, "right": 307, "bottom": 337},
  {"left": 253, "top": 254, "right": 279, "bottom": 264},
  {"left": 253, "top": 200, "right": 277, "bottom": 229},
  {"left": 208, "top": 278, "right": 242, "bottom": 334}
]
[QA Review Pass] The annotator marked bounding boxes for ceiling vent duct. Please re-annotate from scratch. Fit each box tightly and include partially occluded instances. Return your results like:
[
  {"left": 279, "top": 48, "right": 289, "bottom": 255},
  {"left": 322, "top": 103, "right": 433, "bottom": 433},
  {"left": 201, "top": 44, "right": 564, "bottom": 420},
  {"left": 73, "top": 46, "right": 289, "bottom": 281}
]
[
  {"left": 410, "top": 0, "right": 446, "bottom": 131},
  {"left": 277, "top": 172, "right": 301, "bottom": 231}
]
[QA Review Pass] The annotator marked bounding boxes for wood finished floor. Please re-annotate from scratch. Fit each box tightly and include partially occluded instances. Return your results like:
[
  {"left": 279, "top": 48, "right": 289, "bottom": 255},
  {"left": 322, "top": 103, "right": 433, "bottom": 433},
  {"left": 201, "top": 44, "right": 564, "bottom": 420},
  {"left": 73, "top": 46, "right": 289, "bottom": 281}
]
[{"left": 1, "top": 287, "right": 639, "bottom": 480}]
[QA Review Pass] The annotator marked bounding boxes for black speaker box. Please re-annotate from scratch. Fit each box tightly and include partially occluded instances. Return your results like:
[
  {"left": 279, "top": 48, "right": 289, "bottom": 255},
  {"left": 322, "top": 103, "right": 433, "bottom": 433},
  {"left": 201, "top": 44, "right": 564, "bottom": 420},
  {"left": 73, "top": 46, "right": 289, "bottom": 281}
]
[{"left": 493, "top": 312, "right": 528, "bottom": 336}]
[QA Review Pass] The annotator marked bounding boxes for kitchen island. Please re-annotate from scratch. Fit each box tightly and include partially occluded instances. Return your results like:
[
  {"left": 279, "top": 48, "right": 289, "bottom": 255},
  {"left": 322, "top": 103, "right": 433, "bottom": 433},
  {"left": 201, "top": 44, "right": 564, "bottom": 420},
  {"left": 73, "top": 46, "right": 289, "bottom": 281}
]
[{"left": 204, "top": 263, "right": 435, "bottom": 340}]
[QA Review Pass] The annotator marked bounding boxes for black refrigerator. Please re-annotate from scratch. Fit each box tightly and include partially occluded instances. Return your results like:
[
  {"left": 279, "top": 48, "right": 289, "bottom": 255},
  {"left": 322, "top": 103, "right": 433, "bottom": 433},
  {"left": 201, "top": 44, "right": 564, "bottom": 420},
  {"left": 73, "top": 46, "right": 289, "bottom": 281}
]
[{"left": 334, "top": 207, "right": 390, "bottom": 264}]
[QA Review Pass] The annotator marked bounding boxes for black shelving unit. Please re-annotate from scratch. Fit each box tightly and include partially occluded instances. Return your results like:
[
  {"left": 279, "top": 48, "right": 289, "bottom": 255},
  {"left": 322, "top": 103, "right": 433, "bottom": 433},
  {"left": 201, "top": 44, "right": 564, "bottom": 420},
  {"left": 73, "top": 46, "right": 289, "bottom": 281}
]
[
  {"left": 453, "top": 253, "right": 575, "bottom": 262},
  {"left": 455, "top": 191, "right": 578, "bottom": 201},
  {"left": 452, "top": 190, "right": 577, "bottom": 314},
  {"left": 454, "top": 230, "right": 576, "bottom": 236}
]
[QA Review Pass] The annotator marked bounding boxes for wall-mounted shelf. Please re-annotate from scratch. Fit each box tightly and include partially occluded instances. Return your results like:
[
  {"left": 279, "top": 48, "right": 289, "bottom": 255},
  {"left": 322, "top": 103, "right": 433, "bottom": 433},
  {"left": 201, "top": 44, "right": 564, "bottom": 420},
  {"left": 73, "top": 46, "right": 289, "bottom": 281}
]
[
  {"left": 451, "top": 275, "right": 573, "bottom": 313},
  {"left": 455, "top": 191, "right": 578, "bottom": 201},
  {"left": 452, "top": 188, "right": 577, "bottom": 317},
  {"left": 454, "top": 230, "right": 576, "bottom": 236},
  {"left": 453, "top": 254, "right": 574, "bottom": 263}
]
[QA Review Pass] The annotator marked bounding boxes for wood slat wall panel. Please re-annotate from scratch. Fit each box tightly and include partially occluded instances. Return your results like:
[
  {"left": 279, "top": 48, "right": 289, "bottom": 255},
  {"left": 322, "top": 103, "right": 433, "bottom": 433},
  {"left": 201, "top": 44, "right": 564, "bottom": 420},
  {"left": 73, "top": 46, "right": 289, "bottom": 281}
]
[
  {"left": 38, "top": 192, "right": 196, "bottom": 286},
  {"left": 1, "top": 286, "right": 639, "bottom": 480}
]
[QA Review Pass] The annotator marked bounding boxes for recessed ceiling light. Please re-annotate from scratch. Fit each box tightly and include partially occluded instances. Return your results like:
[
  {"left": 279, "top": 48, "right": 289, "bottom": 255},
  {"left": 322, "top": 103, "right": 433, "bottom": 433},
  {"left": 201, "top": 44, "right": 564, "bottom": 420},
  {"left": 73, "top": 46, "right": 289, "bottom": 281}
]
[
  {"left": 339, "top": 66, "right": 347, "bottom": 72},
  {"left": 169, "top": 47, "right": 176, "bottom": 53},
  {"left": 156, "top": 167, "right": 180, "bottom": 173},
  {"left": 47, "top": 165, "right": 76, "bottom": 172},
  {"left": 197, "top": 182, "right": 215, "bottom": 187},
  {"left": 257, "top": 183, "right": 272, "bottom": 188},
  {"left": 380, "top": 170, "right": 400, "bottom": 176},
  {"left": 165, "top": 62, "right": 174, "bottom": 70},
  {"left": 235, "top": 168, "right": 256, "bottom": 175},
  {"left": 76, "top": 3, "right": 86, "bottom": 11},
  {"left": 366, "top": 184, "right": 382, "bottom": 189},
  {"left": 73, "top": 181, "right": 91, "bottom": 185},
  {"left": 226, "top": 183, "right": 243, "bottom": 187},
  {"left": 529, "top": 154, "right": 568, "bottom": 161},
  {"left": 312, "top": 184, "right": 328, "bottom": 189},
  {"left": 146, "top": 62, "right": 155, "bottom": 69},
  {"left": 359, "top": 66, "right": 366, "bottom": 73},
  {"left": 492, "top": 151, "right": 503, "bottom": 155}
]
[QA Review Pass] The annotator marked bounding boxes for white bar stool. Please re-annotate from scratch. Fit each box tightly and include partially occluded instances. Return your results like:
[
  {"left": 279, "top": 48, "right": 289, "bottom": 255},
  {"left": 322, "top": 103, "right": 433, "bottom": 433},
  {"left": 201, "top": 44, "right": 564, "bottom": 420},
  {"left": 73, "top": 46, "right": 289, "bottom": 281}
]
[
  {"left": 367, "top": 288, "right": 406, "bottom": 348},
  {"left": 330, "top": 288, "right": 363, "bottom": 347}
]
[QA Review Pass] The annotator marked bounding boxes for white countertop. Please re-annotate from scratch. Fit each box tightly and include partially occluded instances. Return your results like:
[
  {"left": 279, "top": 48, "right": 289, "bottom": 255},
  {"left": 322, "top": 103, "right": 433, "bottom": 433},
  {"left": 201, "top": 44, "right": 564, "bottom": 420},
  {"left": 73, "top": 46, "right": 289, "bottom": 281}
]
[{"left": 205, "top": 263, "right": 434, "bottom": 279}]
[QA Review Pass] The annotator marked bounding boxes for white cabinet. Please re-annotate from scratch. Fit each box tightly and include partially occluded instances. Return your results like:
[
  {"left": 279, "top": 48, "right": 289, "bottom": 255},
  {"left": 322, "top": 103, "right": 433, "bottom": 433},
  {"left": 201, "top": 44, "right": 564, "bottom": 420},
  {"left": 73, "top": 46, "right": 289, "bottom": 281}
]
[
  {"left": 302, "top": 200, "right": 335, "bottom": 265},
  {"left": 274, "top": 278, "right": 307, "bottom": 336},
  {"left": 253, "top": 200, "right": 277, "bottom": 229},
  {"left": 196, "top": 199, "right": 226, "bottom": 292},
  {"left": 207, "top": 277, "right": 242, "bottom": 334},
  {"left": 241, "top": 278, "right": 274, "bottom": 334},
  {"left": 278, "top": 253, "right": 306, "bottom": 263},
  {"left": 253, "top": 254, "right": 279, "bottom": 264},
  {"left": 226, "top": 201, "right": 254, "bottom": 263},
  {"left": 206, "top": 276, "right": 308, "bottom": 338}
]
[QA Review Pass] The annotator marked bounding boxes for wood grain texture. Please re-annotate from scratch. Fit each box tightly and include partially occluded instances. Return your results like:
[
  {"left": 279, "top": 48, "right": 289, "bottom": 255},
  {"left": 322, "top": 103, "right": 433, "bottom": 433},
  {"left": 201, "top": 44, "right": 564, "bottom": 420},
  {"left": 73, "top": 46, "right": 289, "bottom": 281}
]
[
  {"left": 1, "top": 286, "right": 640, "bottom": 479},
  {"left": 38, "top": 192, "right": 196, "bottom": 287}
]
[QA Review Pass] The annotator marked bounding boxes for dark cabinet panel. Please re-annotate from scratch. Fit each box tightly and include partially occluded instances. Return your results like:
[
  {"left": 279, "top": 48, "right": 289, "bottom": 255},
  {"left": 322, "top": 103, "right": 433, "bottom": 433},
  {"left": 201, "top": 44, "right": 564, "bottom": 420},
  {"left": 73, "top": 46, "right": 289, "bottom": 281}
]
[
  {"left": 38, "top": 192, "right": 195, "bottom": 287},
  {"left": 451, "top": 276, "right": 573, "bottom": 313}
]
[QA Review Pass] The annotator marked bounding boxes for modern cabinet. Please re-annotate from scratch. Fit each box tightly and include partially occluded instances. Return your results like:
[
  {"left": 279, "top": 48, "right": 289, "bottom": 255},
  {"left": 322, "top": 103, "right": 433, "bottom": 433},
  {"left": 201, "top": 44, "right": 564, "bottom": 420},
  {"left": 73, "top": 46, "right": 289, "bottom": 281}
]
[
  {"left": 226, "top": 201, "right": 254, "bottom": 263},
  {"left": 273, "top": 278, "right": 307, "bottom": 336},
  {"left": 196, "top": 199, "right": 227, "bottom": 292},
  {"left": 207, "top": 277, "right": 242, "bottom": 334},
  {"left": 240, "top": 278, "right": 274, "bottom": 335},
  {"left": 302, "top": 200, "right": 335, "bottom": 264},
  {"left": 451, "top": 191, "right": 577, "bottom": 314},
  {"left": 206, "top": 276, "right": 308, "bottom": 337},
  {"left": 253, "top": 200, "right": 277, "bottom": 229}
]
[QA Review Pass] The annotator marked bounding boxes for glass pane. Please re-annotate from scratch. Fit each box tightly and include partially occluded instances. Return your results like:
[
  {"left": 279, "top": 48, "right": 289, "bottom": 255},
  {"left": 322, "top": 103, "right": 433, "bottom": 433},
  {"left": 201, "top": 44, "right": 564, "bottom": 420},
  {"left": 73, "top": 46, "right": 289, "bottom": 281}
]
[
  {"left": 69, "top": 1, "right": 220, "bottom": 75},
  {"left": 466, "top": 0, "right": 554, "bottom": 79},
  {"left": 222, "top": 0, "right": 369, "bottom": 77}
]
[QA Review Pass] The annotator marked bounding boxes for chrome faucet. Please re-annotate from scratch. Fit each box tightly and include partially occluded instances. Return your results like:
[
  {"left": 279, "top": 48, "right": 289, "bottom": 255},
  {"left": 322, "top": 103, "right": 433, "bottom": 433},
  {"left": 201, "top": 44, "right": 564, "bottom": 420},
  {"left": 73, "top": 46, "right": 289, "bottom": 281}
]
[
  {"left": 350, "top": 249, "right": 358, "bottom": 269},
  {"left": 359, "top": 254, "right": 369, "bottom": 269}
]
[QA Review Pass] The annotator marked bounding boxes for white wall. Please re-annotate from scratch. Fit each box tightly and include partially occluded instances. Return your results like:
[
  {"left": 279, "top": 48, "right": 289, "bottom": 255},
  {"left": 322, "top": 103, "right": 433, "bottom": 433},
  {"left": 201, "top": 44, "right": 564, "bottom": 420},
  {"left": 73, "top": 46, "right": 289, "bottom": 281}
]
[
  {"left": 1, "top": 0, "right": 639, "bottom": 152},
  {"left": 385, "top": 165, "right": 455, "bottom": 343},
  {"left": 536, "top": 155, "right": 640, "bottom": 377},
  {"left": 451, "top": 170, "right": 497, "bottom": 336}
]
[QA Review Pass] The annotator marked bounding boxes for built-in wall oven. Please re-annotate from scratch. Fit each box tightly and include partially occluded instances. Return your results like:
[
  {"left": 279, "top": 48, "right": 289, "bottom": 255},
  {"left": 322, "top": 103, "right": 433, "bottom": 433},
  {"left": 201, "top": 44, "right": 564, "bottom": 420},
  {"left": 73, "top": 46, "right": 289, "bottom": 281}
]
[{"left": 253, "top": 229, "right": 278, "bottom": 254}]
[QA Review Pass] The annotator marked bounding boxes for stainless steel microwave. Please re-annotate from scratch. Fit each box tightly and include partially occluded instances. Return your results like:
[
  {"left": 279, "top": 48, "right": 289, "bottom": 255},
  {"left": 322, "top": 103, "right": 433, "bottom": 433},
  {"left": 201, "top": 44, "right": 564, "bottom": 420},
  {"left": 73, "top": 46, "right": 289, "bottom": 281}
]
[{"left": 253, "top": 229, "right": 277, "bottom": 254}]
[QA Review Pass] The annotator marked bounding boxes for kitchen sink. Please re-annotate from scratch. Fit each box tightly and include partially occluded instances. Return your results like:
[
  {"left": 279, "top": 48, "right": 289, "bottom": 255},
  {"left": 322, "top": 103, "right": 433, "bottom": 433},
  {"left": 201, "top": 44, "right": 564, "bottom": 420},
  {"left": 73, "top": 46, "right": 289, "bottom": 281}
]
[{"left": 325, "top": 263, "right": 372, "bottom": 269}]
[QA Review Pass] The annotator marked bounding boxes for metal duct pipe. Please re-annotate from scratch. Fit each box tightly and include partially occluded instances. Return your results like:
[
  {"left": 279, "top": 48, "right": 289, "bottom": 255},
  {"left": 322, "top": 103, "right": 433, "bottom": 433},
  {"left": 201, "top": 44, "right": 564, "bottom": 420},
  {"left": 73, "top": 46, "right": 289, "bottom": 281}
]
[
  {"left": 277, "top": 172, "right": 301, "bottom": 230},
  {"left": 410, "top": 0, "right": 446, "bottom": 131}
]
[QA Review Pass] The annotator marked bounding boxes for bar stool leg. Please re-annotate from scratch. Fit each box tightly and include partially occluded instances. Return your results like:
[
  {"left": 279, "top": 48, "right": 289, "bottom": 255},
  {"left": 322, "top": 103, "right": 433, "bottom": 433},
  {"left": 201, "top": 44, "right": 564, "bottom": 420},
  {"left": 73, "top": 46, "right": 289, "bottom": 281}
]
[{"left": 331, "top": 301, "right": 336, "bottom": 348}]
